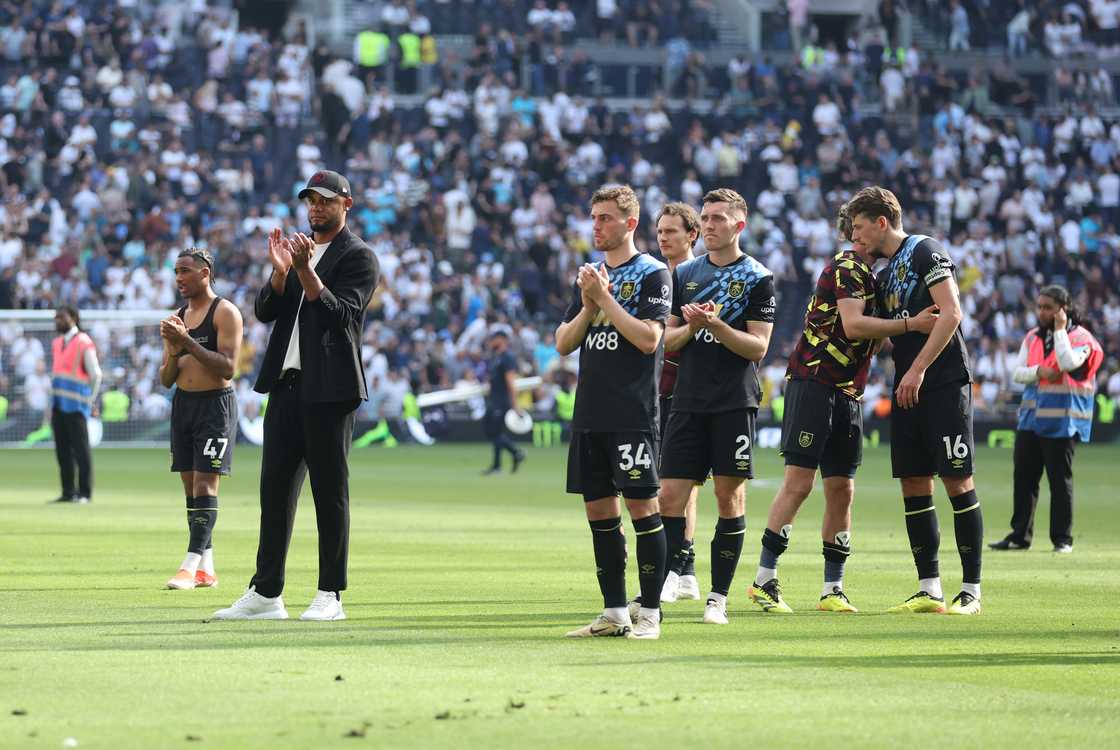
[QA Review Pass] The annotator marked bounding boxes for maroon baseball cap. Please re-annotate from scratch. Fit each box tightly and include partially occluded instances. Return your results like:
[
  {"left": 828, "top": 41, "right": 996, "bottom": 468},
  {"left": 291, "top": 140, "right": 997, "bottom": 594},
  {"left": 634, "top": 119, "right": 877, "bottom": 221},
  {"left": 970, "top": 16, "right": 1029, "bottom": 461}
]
[{"left": 298, "top": 170, "right": 351, "bottom": 200}]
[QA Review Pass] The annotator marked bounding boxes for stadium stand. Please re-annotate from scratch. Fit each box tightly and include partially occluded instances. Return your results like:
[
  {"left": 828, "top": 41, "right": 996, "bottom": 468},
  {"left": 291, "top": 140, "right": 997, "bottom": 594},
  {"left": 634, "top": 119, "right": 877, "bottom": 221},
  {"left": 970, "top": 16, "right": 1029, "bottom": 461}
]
[{"left": 0, "top": 0, "right": 1118, "bottom": 439}]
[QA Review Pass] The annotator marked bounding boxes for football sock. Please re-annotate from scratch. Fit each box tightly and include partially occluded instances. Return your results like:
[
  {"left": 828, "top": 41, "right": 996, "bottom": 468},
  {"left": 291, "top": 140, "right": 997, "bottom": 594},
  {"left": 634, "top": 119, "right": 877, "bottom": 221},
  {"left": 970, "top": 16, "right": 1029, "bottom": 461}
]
[
  {"left": 589, "top": 517, "right": 627, "bottom": 608},
  {"left": 961, "top": 582, "right": 981, "bottom": 599},
  {"left": 710, "top": 515, "right": 746, "bottom": 596},
  {"left": 633, "top": 513, "right": 667, "bottom": 611},
  {"left": 822, "top": 532, "right": 851, "bottom": 595},
  {"left": 919, "top": 577, "right": 943, "bottom": 599},
  {"left": 200, "top": 547, "right": 215, "bottom": 575},
  {"left": 187, "top": 495, "right": 218, "bottom": 555},
  {"left": 180, "top": 552, "right": 202, "bottom": 575},
  {"left": 603, "top": 606, "right": 630, "bottom": 624},
  {"left": 682, "top": 541, "right": 696, "bottom": 577},
  {"left": 662, "top": 515, "right": 688, "bottom": 576},
  {"left": 903, "top": 495, "right": 940, "bottom": 581},
  {"left": 950, "top": 490, "right": 983, "bottom": 586},
  {"left": 756, "top": 524, "right": 790, "bottom": 585}
]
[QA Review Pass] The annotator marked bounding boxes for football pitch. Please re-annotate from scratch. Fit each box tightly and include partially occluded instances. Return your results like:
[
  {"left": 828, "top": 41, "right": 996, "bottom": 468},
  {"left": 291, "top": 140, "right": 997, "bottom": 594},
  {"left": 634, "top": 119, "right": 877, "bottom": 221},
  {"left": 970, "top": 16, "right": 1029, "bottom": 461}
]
[{"left": 1, "top": 443, "right": 1118, "bottom": 749}]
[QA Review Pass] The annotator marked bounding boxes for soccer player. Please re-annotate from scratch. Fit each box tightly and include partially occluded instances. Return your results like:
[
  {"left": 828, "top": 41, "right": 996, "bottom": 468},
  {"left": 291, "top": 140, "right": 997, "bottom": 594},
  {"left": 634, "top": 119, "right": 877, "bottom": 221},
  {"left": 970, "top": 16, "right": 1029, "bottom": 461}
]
[
  {"left": 659, "top": 189, "right": 775, "bottom": 626},
  {"left": 848, "top": 186, "right": 984, "bottom": 615},
  {"left": 557, "top": 185, "right": 672, "bottom": 640},
  {"left": 748, "top": 204, "right": 938, "bottom": 614},
  {"left": 158, "top": 248, "right": 244, "bottom": 590},
  {"left": 653, "top": 202, "right": 702, "bottom": 603}
]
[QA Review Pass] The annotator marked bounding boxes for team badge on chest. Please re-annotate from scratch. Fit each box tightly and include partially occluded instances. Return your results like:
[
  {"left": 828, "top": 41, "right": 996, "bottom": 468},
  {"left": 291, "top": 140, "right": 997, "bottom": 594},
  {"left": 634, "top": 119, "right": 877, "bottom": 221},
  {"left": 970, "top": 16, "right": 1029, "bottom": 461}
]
[
  {"left": 728, "top": 280, "right": 745, "bottom": 299},
  {"left": 619, "top": 281, "right": 636, "bottom": 300}
]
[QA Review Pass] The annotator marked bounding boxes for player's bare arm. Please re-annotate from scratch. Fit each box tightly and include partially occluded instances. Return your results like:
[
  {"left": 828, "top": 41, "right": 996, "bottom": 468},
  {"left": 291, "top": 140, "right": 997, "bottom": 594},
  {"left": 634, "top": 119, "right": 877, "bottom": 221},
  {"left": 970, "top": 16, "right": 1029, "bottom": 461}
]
[
  {"left": 663, "top": 313, "right": 697, "bottom": 352},
  {"left": 164, "top": 306, "right": 240, "bottom": 381},
  {"left": 580, "top": 262, "right": 663, "bottom": 355},
  {"left": 895, "top": 277, "right": 963, "bottom": 409},
  {"left": 158, "top": 320, "right": 181, "bottom": 388},
  {"left": 555, "top": 283, "right": 600, "bottom": 355},
  {"left": 838, "top": 299, "right": 939, "bottom": 340},
  {"left": 703, "top": 312, "right": 772, "bottom": 362}
]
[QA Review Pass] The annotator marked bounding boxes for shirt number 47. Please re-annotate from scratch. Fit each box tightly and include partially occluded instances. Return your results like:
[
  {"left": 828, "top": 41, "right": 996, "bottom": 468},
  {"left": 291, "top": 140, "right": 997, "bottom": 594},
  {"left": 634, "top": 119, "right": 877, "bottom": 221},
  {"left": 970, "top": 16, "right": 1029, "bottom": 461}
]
[{"left": 203, "top": 437, "right": 229, "bottom": 460}]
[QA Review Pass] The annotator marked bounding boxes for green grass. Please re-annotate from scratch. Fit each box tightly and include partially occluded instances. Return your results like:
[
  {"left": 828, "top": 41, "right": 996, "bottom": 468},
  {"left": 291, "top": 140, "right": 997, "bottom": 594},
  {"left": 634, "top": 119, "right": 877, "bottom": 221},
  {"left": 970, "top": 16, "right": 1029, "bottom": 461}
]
[{"left": 1, "top": 443, "right": 1118, "bottom": 749}]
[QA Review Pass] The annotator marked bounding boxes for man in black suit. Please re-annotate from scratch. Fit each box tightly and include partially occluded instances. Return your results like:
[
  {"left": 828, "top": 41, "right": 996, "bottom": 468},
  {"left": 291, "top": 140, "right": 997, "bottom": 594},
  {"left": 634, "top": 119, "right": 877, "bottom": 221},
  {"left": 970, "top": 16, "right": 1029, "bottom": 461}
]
[{"left": 214, "top": 170, "right": 380, "bottom": 622}]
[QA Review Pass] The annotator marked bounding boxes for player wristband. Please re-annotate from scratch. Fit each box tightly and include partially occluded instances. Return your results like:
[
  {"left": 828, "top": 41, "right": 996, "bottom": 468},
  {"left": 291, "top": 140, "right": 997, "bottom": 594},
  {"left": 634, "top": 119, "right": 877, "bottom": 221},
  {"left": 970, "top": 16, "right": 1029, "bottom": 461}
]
[{"left": 903, "top": 317, "right": 908, "bottom": 333}]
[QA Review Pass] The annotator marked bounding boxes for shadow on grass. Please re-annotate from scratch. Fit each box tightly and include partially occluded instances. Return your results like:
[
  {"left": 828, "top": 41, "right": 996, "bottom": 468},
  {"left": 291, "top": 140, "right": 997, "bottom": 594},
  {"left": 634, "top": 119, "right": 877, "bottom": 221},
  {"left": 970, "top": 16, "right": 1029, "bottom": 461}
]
[{"left": 562, "top": 651, "right": 1120, "bottom": 670}]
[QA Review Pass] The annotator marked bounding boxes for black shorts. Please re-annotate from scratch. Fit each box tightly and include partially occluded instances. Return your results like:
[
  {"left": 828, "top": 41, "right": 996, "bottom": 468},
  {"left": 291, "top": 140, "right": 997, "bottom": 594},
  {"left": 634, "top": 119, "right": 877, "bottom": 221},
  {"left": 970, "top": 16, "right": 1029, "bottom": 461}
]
[
  {"left": 567, "top": 430, "right": 660, "bottom": 502},
  {"left": 659, "top": 395, "right": 672, "bottom": 438},
  {"left": 170, "top": 387, "right": 238, "bottom": 475},
  {"left": 890, "top": 380, "right": 974, "bottom": 478},
  {"left": 780, "top": 379, "right": 863, "bottom": 478},
  {"left": 661, "top": 408, "right": 755, "bottom": 481}
]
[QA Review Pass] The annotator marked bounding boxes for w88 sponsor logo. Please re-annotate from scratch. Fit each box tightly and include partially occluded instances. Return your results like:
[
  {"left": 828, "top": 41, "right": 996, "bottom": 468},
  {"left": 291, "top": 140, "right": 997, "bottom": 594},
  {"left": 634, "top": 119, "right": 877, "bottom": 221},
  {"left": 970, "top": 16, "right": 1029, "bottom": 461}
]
[
  {"left": 693, "top": 328, "right": 721, "bottom": 344},
  {"left": 586, "top": 330, "right": 619, "bottom": 351}
]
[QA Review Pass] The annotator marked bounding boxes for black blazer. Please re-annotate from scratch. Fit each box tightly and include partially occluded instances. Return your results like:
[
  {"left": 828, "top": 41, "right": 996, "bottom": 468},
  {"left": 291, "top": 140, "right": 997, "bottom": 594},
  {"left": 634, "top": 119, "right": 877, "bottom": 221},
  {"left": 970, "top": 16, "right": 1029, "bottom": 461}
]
[{"left": 253, "top": 226, "right": 380, "bottom": 403}]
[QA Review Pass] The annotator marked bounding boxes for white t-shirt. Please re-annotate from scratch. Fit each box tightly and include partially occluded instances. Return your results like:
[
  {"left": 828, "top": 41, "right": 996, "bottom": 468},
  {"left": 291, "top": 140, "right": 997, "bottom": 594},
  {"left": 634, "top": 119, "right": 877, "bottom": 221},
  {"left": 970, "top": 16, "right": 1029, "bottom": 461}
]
[
  {"left": 281, "top": 241, "right": 332, "bottom": 372},
  {"left": 1098, "top": 172, "right": 1120, "bottom": 207}
]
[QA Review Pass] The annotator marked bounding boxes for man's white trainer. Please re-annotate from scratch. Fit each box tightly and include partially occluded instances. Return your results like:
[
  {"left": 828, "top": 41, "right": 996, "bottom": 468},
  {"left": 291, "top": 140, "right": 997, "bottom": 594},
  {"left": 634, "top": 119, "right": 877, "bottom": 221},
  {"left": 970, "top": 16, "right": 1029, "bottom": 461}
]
[
  {"left": 702, "top": 597, "right": 729, "bottom": 625},
  {"left": 300, "top": 590, "right": 346, "bottom": 621},
  {"left": 660, "top": 571, "right": 680, "bottom": 602},
  {"left": 627, "top": 608, "right": 661, "bottom": 640},
  {"left": 565, "top": 614, "right": 630, "bottom": 638},
  {"left": 211, "top": 586, "right": 289, "bottom": 620},
  {"left": 676, "top": 574, "right": 701, "bottom": 600}
]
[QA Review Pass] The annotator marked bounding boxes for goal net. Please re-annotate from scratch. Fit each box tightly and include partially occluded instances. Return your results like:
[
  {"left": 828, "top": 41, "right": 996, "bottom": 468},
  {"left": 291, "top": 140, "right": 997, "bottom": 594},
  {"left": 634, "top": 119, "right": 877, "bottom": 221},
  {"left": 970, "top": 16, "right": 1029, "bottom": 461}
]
[{"left": 0, "top": 309, "right": 170, "bottom": 448}]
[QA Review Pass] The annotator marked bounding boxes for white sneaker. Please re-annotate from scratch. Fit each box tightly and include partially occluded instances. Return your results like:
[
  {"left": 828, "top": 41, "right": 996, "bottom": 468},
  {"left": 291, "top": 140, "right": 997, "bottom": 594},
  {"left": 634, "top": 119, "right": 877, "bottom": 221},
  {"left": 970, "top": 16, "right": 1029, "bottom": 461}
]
[
  {"left": 660, "top": 571, "right": 680, "bottom": 603},
  {"left": 211, "top": 586, "right": 288, "bottom": 620},
  {"left": 702, "top": 597, "right": 729, "bottom": 625},
  {"left": 1053, "top": 544, "right": 1073, "bottom": 553},
  {"left": 627, "top": 598, "right": 642, "bottom": 624},
  {"left": 677, "top": 574, "right": 701, "bottom": 600},
  {"left": 300, "top": 590, "right": 346, "bottom": 621},
  {"left": 627, "top": 609, "right": 661, "bottom": 640},
  {"left": 565, "top": 614, "right": 630, "bottom": 638}
]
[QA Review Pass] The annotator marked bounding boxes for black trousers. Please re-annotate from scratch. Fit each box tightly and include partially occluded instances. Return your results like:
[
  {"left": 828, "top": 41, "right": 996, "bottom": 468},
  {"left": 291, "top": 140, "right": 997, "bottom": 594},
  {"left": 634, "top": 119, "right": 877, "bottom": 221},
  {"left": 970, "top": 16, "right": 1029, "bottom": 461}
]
[
  {"left": 484, "top": 407, "right": 519, "bottom": 468},
  {"left": 1011, "top": 429, "right": 1076, "bottom": 547},
  {"left": 250, "top": 373, "right": 357, "bottom": 598},
  {"left": 52, "top": 410, "right": 92, "bottom": 499}
]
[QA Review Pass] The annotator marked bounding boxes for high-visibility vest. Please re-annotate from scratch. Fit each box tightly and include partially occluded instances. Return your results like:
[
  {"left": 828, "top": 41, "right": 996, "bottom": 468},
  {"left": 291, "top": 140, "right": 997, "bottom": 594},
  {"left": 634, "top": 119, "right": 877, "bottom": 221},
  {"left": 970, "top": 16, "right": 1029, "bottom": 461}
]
[
  {"left": 357, "top": 30, "right": 390, "bottom": 67},
  {"left": 1017, "top": 325, "right": 1104, "bottom": 441},
  {"left": 420, "top": 35, "right": 438, "bottom": 64},
  {"left": 100, "top": 390, "right": 130, "bottom": 422},
  {"left": 771, "top": 394, "right": 785, "bottom": 422},
  {"left": 555, "top": 388, "right": 575, "bottom": 422},
  {"left": 800, "top": 45, "right": 821, "bottom": 69},
  {"left": 403, "top": 391, "right": 420, "bottom": 420},
  {"left": 0, "top": 394, "right": 8, "bottom": 420},
  {"left": 51, "top": 332, "right": 95, "bottom": 416},
  {"left": 1096, "top": 394, "right": 1116, "bottom": 424},
  {"left": 398, "top": 33, "right": 421, "bottom": 68}
]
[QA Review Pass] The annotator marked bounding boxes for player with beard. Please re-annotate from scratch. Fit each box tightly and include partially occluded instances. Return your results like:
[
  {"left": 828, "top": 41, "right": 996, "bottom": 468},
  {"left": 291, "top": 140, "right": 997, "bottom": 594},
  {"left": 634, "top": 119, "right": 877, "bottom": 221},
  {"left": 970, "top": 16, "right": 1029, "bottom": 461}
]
[
  {"left": 159, "top": 248, "right": 244, "bottom": 590},
  {"left": 214, "top": 170, "right": 379, "bottom": 621},
  {"left": 848, "top": 186, "right": 984, "bottom": 616},
  {"left": 660, "top": 189, "right": 775, "bottom": 626},
  {"left": 559, "top": 185, "right": 671, "bottom": 640},
  {"left": 748, "top": 205, "right": 937, "bottom": 614}
]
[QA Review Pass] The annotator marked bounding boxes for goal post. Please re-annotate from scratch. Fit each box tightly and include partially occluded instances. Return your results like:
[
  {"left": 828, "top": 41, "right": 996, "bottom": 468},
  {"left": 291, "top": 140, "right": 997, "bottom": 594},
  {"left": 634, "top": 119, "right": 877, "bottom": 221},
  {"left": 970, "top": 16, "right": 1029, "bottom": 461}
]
[{"left": 0, "top": 309, "right": 169, "bottom": 448}]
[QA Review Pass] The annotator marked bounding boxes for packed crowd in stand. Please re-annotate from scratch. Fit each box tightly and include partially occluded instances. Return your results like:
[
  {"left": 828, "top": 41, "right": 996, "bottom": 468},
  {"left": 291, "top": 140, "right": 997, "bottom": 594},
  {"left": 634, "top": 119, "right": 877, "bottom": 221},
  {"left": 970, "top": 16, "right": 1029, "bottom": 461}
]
[{"left": 0, "top": 0, "right": 1118, "bottom": 431}]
